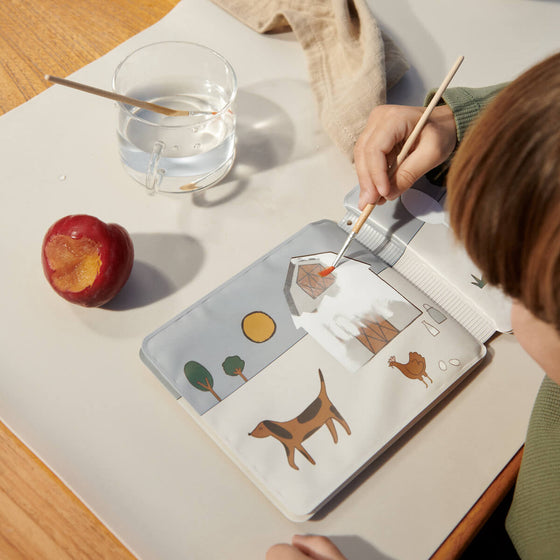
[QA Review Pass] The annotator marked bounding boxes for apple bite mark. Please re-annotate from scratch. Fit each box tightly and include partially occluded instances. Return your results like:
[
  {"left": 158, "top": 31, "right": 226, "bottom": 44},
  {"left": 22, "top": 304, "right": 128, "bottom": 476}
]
[
  {"left": 42, "top": 214, "right": 134, "bottom": 307},
  {"left": 44, "top": 234, "right": 102, "bottom": 293}
]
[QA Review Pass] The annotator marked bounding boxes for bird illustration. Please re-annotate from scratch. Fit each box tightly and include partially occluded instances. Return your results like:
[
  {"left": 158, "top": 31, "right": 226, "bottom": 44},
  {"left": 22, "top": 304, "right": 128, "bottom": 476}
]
[{"left": 388, "top": 352, "right": 433, "bottom": 388}]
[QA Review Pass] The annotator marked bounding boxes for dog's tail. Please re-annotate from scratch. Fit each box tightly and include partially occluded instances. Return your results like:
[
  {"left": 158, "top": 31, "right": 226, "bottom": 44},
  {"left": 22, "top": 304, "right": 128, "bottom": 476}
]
[{"left": 318, "top": 369, "right": 328, "bottom": 398}]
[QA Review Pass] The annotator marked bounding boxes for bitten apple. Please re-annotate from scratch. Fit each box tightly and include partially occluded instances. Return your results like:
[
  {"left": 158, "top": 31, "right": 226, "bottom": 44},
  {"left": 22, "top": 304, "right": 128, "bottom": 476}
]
[{"left": 41, "top": 214, "right": 134, "bottom": 307}]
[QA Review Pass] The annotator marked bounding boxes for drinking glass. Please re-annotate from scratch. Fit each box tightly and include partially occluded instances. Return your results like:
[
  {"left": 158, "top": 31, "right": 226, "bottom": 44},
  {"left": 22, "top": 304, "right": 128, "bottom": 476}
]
[{"left": 113, "top": 41, "right": 237, "bottom": 194}]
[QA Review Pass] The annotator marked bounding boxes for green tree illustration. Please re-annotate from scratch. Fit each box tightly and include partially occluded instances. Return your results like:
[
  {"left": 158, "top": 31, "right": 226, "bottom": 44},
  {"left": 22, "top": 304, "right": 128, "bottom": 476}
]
[
  {"left": 184, "top": 361, "right": 221, "bottom": 402},
  {"left": 470, "top": 273, "right": 487, "bottom": 288},
  {"left": 222, "top": 355, "right": 247, "bottom": 382}
]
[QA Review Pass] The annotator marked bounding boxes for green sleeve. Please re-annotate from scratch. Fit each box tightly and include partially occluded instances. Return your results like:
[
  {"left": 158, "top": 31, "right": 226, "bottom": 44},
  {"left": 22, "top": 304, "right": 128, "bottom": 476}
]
[
  {"left": 424, "top": 83, "right": 508, "bottom": 143},
  {"left": 506, "top": 376, "right": 560, "bottom": 559},
  {"left": 423, "top": 83, "right": 507, "bottom": 184}
]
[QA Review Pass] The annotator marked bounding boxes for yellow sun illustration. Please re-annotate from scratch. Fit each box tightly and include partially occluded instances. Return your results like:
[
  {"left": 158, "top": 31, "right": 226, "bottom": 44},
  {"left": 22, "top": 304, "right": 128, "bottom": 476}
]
[{"left": 242, "top": 311, "right": 276, "bottom": 343}]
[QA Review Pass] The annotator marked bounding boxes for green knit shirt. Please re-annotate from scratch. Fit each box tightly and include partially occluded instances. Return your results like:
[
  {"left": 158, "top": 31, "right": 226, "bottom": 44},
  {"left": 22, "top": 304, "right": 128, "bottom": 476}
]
[
  {"left": 430, "top": 84, "right": 560, "bottom": 559},
  {"left": 507, "top": 377, "right": 560, "bottom": 558}
]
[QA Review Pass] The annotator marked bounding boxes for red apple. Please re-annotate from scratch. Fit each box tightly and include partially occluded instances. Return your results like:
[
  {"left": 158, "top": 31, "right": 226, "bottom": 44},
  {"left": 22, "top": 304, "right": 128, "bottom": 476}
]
[{"left": 41, "top": 214, "right": 134, "bottom": 307}]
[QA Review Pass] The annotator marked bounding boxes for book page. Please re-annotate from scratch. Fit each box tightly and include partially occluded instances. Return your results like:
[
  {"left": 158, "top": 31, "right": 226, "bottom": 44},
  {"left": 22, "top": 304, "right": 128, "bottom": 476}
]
[
  {"left": 341, "top": 182, "right": 512, "bottom": 338},
  {"left": 285, "top": 253, "right": 421, "bottom": 372},
  {"left": 141, "top": 220, "right": 486, "bottom": 520}
]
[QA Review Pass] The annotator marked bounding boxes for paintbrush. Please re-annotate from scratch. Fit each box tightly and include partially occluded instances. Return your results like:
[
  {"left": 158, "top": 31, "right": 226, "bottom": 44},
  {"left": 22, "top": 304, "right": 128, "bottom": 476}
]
[
  {"left": 45, "top": 74, "right": 217, "bottom": 117},
  {"left": 319, "top": 55, "right": 465, "bottom": 278}
]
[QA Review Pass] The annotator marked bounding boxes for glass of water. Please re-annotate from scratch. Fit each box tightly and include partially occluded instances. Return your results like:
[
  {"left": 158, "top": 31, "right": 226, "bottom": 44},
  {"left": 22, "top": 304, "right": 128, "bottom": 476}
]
[{"left": 113, "top": 41, "right": 237, "bottom": 194}]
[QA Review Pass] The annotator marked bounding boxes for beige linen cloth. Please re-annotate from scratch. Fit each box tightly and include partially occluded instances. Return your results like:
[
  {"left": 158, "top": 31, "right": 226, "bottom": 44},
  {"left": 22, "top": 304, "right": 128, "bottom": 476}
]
[{"left": 210, "top": 0, "right": 409, "bottom": 160}]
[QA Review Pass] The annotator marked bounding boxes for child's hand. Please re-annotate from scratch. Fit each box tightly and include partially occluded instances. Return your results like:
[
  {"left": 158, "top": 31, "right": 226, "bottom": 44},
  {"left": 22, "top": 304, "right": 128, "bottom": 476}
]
[
  {"left": 266, "top": 535, "right": 348, "bottom": 560},
  {"left": 354, "top": 104, "right": 457, "bottom": 209}
]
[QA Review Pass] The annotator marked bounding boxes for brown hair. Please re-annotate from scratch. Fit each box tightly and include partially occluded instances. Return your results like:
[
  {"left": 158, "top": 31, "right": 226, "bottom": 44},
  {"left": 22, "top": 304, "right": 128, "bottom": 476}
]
[{"left": 447, "top": 52, "right": 560, "bottom": 329}]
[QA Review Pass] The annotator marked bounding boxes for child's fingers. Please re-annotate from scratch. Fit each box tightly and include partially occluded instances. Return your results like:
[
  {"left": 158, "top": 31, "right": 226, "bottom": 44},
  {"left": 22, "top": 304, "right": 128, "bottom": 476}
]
[
  {"left": 266, "top": 543, "right": 311, "bottom": 560},
  {"left": 292, "top": 534, "right": 348, "bottom": 560}
]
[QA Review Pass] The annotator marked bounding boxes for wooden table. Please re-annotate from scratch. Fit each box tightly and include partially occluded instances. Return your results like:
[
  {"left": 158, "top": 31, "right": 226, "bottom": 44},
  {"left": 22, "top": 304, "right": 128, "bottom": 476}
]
[
  {"left": 0, "top": 2, "right": 176, "bottom": 558},
  {"left": 0, "top": 1, "right": 522, "bottom": 557}
]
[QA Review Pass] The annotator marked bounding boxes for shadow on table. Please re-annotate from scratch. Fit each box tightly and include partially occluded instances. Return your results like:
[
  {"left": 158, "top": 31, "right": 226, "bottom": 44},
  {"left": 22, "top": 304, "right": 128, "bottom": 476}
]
[
  {"left": 106, "top": 232, "right": 204, "bottom": 310},
  {"left": 331, "top": 535, "right": 396, "bottom": 560},
  {"left": 461, "top": 485, "right": 520, "bottom": 559},
  {"left": 192, "top": 80, "right": 330, "bottom": 208},
  {"left": 378, "top": 0, "right": 446, "bottom": 107}
]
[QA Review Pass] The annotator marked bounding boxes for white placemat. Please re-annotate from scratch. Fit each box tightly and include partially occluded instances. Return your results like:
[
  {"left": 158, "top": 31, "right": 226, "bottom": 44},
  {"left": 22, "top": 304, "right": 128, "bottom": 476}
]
[{"left": 1, "top": 1, "right": 557, "bottom": 558}]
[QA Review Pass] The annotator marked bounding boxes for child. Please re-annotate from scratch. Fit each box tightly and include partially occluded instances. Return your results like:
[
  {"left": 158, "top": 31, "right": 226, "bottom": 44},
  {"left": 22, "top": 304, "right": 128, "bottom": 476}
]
[{"left": 267, "top": 52, "right": 560, "bottom": 560}]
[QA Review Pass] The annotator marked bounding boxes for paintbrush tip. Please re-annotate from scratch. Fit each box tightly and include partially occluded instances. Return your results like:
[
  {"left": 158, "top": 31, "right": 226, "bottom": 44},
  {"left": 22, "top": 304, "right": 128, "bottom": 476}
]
[{"left": 318, "top": 266, "right": 335, "bottom": 277}]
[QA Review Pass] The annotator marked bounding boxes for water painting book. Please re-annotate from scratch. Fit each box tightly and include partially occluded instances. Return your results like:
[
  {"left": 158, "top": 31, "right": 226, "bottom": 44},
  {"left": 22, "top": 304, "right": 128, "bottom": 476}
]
[{"left": 140, "top": 180, "right": 510, "bottom": 521}]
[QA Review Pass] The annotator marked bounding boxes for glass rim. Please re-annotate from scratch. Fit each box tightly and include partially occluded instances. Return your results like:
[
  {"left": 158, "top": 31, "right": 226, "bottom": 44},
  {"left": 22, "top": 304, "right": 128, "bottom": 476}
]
[{"left": 112, "top": 40, "right": 237, "bottom": 127}]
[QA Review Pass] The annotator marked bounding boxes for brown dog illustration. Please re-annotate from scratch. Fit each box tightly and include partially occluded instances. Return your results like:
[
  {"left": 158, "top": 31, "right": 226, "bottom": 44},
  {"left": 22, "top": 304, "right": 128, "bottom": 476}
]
[{"left": 249, "top": 369, "right": 351, "bottom": 470}]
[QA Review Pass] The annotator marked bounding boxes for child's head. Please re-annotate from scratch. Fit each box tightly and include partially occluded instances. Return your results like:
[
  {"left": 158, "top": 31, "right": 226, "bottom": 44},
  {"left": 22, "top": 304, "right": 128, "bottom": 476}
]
[{"left": 447, "top": 52, "right": 560, "bottom": 331}]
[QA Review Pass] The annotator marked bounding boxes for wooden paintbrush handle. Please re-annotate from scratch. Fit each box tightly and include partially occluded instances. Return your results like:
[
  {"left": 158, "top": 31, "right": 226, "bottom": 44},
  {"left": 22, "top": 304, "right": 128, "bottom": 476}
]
[
  {"left": 352, "top": 203, "right": 375, "bottom": 233},
  {"left": 45, "top": 74, "right": 179, "bottom": 115},
  {"left": 351, "top": 56, "right": 464, "bottom": 238},
  {"left": 44, "top": 74, "right": 214, "bottom": 117}
]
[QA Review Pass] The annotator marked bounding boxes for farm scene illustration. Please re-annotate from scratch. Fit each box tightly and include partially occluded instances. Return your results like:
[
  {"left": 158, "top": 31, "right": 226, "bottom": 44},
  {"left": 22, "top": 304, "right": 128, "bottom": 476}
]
[{"left": 141, "top": 220, "right": 479, "bottom": 480}]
